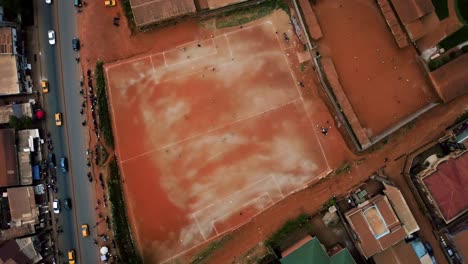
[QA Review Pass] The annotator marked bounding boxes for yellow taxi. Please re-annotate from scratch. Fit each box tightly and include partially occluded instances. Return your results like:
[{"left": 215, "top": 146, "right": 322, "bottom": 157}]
[
  {"left": 104, "top": 0, "right": 116, "bottom": 6},
  {"left": 81, "top": 224, "right": 89, "bottom": 237},
  {"left": 67, "top": 249, "right": 75, "bottom": 264},
  {"left": 55, "top": 113, "right": 62, "bottom": 126},
  {"left": 41, "top": 80, "right": 49, "bottom": 93}
]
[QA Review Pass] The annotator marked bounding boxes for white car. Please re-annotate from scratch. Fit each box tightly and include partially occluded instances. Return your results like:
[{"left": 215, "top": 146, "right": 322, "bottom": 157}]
[
  {"left": 53, "top": 199, "right": 60, "bottom": 214},
  {"left": 45, "top": 0, "right": 52, "bottom": 4},
  {"left": 48, "top": 30, "right": 56, "bottom": 45}
]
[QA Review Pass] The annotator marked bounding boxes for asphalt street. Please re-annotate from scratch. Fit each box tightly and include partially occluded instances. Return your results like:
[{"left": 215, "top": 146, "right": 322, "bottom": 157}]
[{"left": 37, "top": 1, "right": 98, "bottom": 263}]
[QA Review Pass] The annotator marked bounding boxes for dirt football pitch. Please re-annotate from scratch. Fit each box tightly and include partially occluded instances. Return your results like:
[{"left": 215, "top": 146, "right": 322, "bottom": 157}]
[{"left": 105, "top": 21, "right": 330, "bottom": 262}]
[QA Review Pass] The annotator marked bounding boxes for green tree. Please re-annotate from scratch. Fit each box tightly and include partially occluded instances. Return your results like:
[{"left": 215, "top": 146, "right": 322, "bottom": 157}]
[{"left": 8, "top": 115, "right": 20, "bottom": 130}]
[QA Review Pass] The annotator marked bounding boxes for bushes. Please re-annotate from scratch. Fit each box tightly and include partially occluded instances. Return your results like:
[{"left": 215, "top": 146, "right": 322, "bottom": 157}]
[
  {"left": 456, "top": 0, "right": 468, "bottom": 24},
  {"left": 439, "top": 26, "right": 468, "bottom": 51},
  {"left": 431, "top": 0, "right": 449, "bottom": 20},
  {"left": 120, "top": 0, "right": 137, "bottom": 32},
  {"left": 191, "top": 235, "right": 232, "bottom": 264},
  {"left": 215, "top": 0, "right": 288, "bottom": 28},
  {"left": 9, "top": 116, "right": 32, "bottom": 130},
  {"left": 265, "top": 214, "right": 310, "bottom": 250},
  {"left": 95, "top": 61, "right": 115, "bottom": 148},
  {"left": 108, "top": 159, "right": 142, "bottom": 264}
]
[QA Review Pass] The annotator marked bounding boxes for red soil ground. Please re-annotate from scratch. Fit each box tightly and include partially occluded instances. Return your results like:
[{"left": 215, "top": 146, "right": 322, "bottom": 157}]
[
  {"left": 76, "top": 1, "right": 468, "bottom": 264},
  {"left": 105, "top": 20, "right": 329, "bottom": 263},
  {"left": 314, "top": 0, "right": 438, "bottom": 138}
]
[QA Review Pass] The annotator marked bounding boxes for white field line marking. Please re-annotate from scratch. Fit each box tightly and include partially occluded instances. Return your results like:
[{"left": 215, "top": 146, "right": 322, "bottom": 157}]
[
  {"left": 149, "top": 55, "right": 155, "bottom": 75},
  {"left": 273, "top": 22, "right": 331, "bottom": 172},
  {"left": 271, "top": 175, "right": 285, "bottom": 198},
  {"left": 163, "top": 49, "right": 218, "bottom": 68},
  {"left": 156, "top": 58, "right": 234, "bottom": 85},
  {"left": 224, "top": 21, "right": 271, "bottom": 37},
  {"left": 162, "top": 52, "right": 168, "bottom": 67},
  {"left": 191, "top": 214, "right": 207, "bottom": 241},
  {"left": 191, "top": 176, "right": 276, "bottom": 218},
  {"left": 107, "top": 22, "right": 269, "bottom": 71},
  {"left": 224, "top": 34, "right": 234, "bottom": 58},
  {"left": 120, "top": 98, "right": 301, "bottom": 164},
  {"left": 106, "top": 55, "right": 152, "bottom": 70},
  {"left": 208, "top": 191, "right": 272, "bottom": 235},
  {"left": 104, "top": 67, "right": 123, "bottom": 167}
]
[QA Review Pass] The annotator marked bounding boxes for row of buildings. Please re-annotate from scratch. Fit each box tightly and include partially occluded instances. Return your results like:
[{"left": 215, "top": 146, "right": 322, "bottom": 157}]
[
  {"left": 277, "top": 118, "right": 467, "bottom": 264},
  {"left": 0, "top": 6, "right": 52, "bottom": 263}
]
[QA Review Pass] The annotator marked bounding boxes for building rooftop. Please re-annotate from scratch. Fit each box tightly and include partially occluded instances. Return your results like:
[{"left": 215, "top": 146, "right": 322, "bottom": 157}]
[
  {"left": 389, "top": 0, "right": 434, "bottom": 23},
  {"left": 281, "top": 236, "right": 356, "bottom": 264},
  {"left": 130, "top": 0, "right": 196, "bottom": 26},
  {"left": 452, "top": 230, "right": 468, "bottom": 262},
  {"left": 0, "top": 240, "right": 33, "bottom": 264},
  {"left": 383, "top": 183, "right": 420, "bottom": 234},
  {"left": 429, "top": 53, "right": 468, "bottom": 102},
  {"left": 345, "top": 194, "right": 409, "bottom": 258},
  {"left": 6, "top": 186, "right": 39, "bottom": 227},
  {"left": 0, "top": 102, "right": 33, "bottom": 124},
  {"left": 373, "top": 240, "right": 421, "bottom": 264},
  {"left": 206, "top": 0, "right": 247, "bottom": 9},
  {"left": 422, "top": 153, "right": 468, "bottom": 223},
  {"left": 0, "top": 129, "right": 19, "bottom": 187},
  {"left": 0, "top": 27, "right": 13, "bottom": 54},
  {"left": 0, "top": 55, "right": 20, "bottom": 95}
]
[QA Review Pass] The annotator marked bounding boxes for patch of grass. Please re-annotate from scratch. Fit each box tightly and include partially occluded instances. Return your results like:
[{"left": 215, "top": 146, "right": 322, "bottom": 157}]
[
  {"left": 265, "top": 214, "right": 310, "bottom": 250},
  {"left": 95, "top": 61, "right": 115, "bottom": 149},
  {"left": 216, "top": 0, "right": 288, "bottom": 28},
  {"left": 438, "top": 26, "right": 468, "bottom": 50},
  {"left": 99, "top": 145, "right": 109, "bottom": 166},
  {"left": 120, "top": 0, "right": 137, "bottom": 33},
  {"left": 431, "top": 0, "right": 449, "bottom": 20},
  {"left": 108, "top": 159, "right": 142, "bottom": 264},
  {"left": 300, "top": 63, "right": 306, "bottom": 72},
  {"left": 334, "top": 161, "right": 351, "bottom": 175},
  {"left": 191, "top": 234, "right": 232, "bottom": 264}
]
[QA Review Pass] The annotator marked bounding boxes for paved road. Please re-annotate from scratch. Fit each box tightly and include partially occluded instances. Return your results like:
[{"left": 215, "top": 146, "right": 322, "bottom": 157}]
[{"left": 36, "top": 1, "right": 98, "bottom": 263}]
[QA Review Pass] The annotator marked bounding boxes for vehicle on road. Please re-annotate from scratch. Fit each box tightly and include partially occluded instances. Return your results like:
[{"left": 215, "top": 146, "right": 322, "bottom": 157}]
[
  {"left": 55, "top": 113, "right": 62, "bottom": 126},
  {"left": 52, "top": 199, "right": 60, "bottom": 214},
  {"left": 81, "top": 224, "right": 89, "bottom": 237},
  {"left": 72, "top": 38, "right": 80, "bottom": 51},
  {"left": 67, "top": 249, "right": 76, "bottom": 264},
  {"left": 105, "top": 0, "right": 116, "bottom": 6},
  {"left": 45, "top": 0, "right": 52, "bottom": 4},
  {"left": 48, "top": 153, "right": 56, "bottom": 168},
  {"left": 48, "top": 30, "right": 56, "bottom": 45},
  {"left": 64, "top": 198, "right": 72, "bottom": 209},
  {"left": 41, "top": 80, "right": 49, "bottom": 93},
  {"left": 74, "top": 0, "right": 82, "bottom": 7},
  {"left": 60, "top": 157, "right": 68, "bottom": 173}
]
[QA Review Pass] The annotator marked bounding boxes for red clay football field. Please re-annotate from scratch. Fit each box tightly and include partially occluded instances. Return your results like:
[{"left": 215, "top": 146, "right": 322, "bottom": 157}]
[{"left": 105, "top": 21, "right": 330, "bottom": 263}]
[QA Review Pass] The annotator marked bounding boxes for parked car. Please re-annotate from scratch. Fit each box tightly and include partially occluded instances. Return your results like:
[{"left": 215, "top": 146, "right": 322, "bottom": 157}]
[
  {"left": 67, "top": 249, "right": 75, "bottom": 264},
  {"left": 81, "top": 224, "right": 89, "bottom": 237},
  {"left": 55, "top": 113, "right": 62, "bottom": 126},
  {"left": 41, "top": 80, "right": 49, "bottom": 93},
  {"left": 72, "top": 38, "right": 80, "bottom": 51},
  {"left": 52, "top": 199, "right": 60, "bottom": 214},
  {"left": 63, "top": 198, "right": 72, "bottom": 209},
  {"left": 60, "top": 157, "right": 68, "bottom": 173},
  {"left": 48, "top": 30, "right": 55, "bottom": 45}
]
